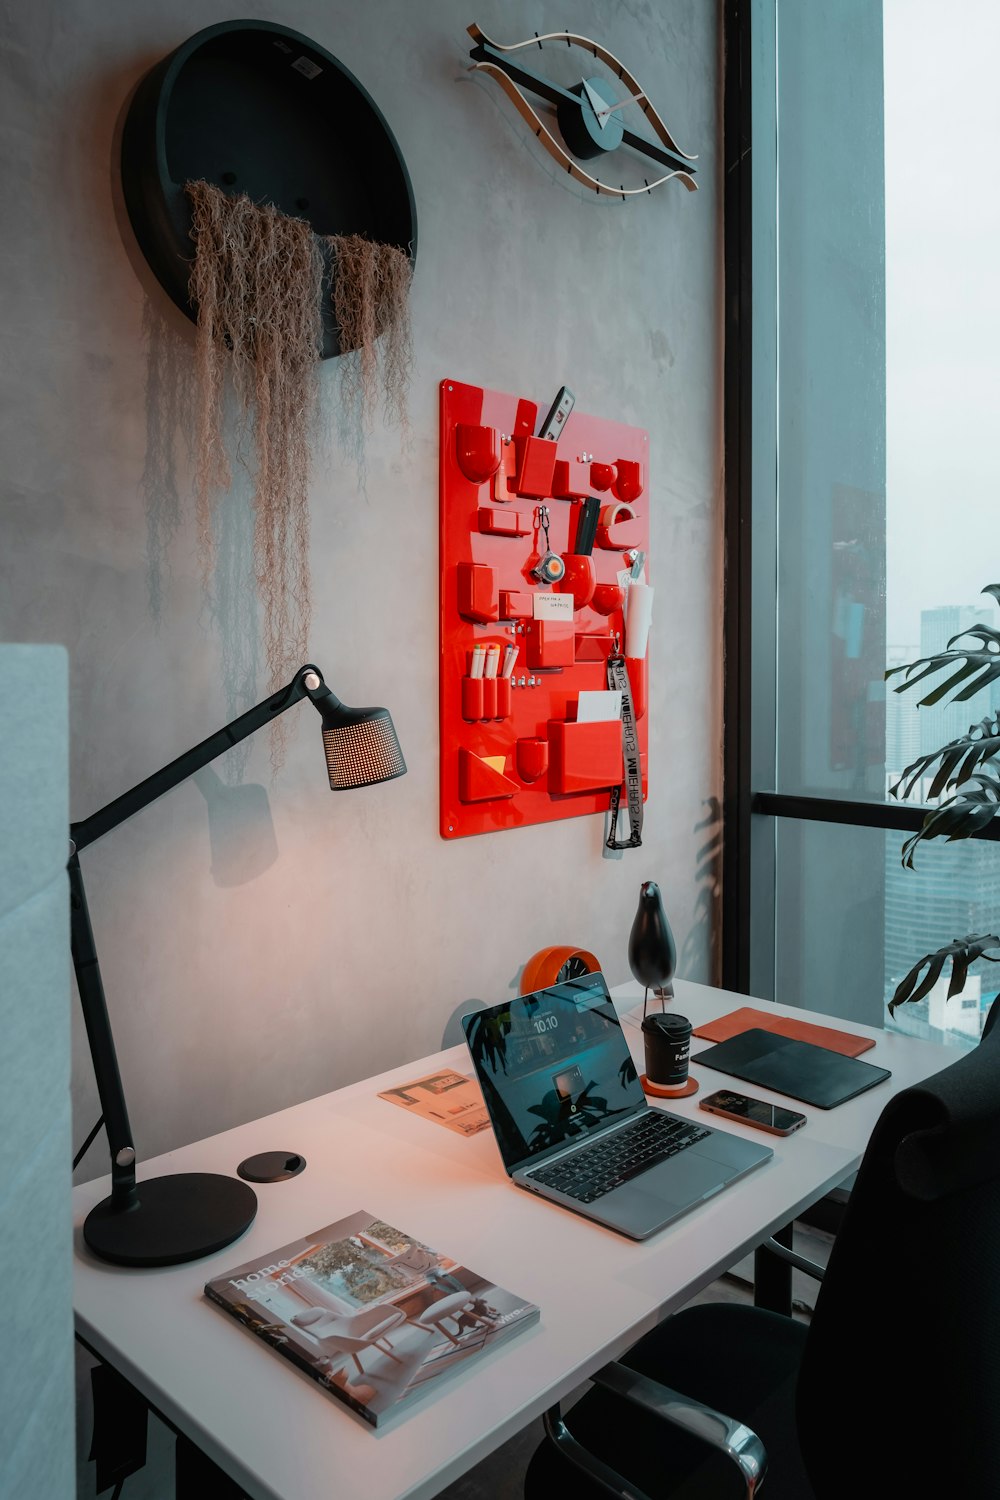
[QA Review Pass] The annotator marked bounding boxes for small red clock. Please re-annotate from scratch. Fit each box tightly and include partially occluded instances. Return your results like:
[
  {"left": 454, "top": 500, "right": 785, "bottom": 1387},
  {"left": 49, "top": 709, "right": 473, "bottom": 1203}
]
[{"left": 520, "top": 946, "right": 602, "bottom": 995}]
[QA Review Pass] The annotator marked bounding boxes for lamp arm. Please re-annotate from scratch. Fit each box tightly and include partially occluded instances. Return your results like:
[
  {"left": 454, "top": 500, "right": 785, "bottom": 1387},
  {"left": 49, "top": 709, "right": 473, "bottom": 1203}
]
[
  {"left": 71, "top": 664, "right": 328, "bottom": 853},
  {"left": 68, "top": 663, "right": 330, "bottom": 1206}
]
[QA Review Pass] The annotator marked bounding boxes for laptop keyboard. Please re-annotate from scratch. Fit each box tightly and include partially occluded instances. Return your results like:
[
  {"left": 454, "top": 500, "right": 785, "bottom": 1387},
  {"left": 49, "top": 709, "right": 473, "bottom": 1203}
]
[{"left": 526, "top": 1111, "right": 712, "bottom": 1204}]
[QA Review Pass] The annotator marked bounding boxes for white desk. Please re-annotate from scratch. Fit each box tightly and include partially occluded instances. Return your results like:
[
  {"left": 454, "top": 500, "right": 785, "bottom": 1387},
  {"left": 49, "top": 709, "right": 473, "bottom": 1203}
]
[{"left": 72, "top": 980, "right": 956, "bottom": 1500}]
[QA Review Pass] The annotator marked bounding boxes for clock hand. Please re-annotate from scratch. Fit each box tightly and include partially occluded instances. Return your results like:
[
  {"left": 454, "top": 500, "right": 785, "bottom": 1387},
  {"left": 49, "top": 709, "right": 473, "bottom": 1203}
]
[
  {"left": 595, "top": 91, "right": 647, "bottom": 120},
  {"left": 580, "top": 77, "right": 611, "bottom": 131}
]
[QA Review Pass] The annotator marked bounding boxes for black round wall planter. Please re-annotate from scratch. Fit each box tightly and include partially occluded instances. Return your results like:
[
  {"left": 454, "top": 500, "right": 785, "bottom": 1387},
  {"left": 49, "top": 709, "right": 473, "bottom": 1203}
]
[{"left": 121, "top": 19, "right": 417, "bottom": 359}]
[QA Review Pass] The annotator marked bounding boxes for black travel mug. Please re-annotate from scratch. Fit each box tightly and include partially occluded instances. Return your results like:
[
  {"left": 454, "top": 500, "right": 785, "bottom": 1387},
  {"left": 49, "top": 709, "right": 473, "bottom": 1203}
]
[{"left": 641, "top": 1013, "right": 692, "bottom": 1092}]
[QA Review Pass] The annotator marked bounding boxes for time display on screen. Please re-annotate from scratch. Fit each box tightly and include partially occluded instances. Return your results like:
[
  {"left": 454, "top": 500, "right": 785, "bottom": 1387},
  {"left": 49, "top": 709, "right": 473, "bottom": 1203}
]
[{"left": 531, "top": 1014, "right": 558, "bottom": 1035}]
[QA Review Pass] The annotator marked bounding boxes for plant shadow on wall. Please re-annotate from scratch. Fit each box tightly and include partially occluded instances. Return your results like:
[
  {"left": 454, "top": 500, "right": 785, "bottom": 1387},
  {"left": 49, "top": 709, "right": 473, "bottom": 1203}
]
[
  {"left": 679, "top": 798, "right": 723, "bottom": 983},
  {"left": 141, "top": 297, "right": 260, "bottom": 781},
  {"left": 885, "top": 583, "right": 1000, "bottom": 1018}
]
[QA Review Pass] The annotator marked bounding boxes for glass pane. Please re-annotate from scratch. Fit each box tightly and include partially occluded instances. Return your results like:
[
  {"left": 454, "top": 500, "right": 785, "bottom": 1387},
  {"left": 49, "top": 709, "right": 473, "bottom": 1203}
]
[
  {"left": 884, "top": 0, "right": 1000, "bottom": 797},
  {"left": 773, "top": 0, "right": 887, "bottom": 801},
  {"left": 771, "top": 0, "right": 1000, "bottom": 803},
  {"left": 774, "top": 818, "right": 1000, "bottom": 1047}
]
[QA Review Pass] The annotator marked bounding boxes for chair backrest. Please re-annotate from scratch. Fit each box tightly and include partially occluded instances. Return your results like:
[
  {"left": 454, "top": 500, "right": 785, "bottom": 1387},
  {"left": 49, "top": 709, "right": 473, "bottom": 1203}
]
[{"left": 796, "top": 998, "right": 1000, "bottom": 1497}]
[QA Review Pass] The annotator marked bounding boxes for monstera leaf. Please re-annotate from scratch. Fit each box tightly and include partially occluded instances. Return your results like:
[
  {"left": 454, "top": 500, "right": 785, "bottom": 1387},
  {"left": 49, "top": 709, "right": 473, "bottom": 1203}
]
[
  {"left": 889, "top": 933, "right": 1000, "bottom": 1014},
  {"left": 885, "top": 584, "right": 1000, "bottom": 706},
  {"left": 899, "top": 769, "right": 1000, "bottom": 868},
  {"left": 890, "top": 714, "right": 1000, "bottom": 802}
]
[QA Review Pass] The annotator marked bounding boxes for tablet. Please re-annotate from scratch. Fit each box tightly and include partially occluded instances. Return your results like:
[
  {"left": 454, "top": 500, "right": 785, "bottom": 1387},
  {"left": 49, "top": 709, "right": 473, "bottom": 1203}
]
[{"left": 693, "top": 1028, "right": 891, "bottom": 1109}]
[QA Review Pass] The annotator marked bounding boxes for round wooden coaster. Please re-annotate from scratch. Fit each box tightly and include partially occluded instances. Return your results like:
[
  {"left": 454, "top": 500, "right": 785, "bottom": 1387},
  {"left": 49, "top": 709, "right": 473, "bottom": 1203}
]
[{"left": 641, "top": 1074, "right": 699, "bottom": 1100}]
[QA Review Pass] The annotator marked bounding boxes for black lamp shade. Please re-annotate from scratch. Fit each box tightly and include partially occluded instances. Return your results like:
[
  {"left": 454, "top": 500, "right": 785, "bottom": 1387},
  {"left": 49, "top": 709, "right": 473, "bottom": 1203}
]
[{"left": 318, "top": 701, "right": 406, "bottom": 789}]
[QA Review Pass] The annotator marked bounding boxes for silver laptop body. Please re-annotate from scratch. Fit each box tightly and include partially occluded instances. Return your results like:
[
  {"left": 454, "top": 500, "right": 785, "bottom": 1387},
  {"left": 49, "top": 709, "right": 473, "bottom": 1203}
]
[{"left": 462, "top": 973, "right": 773, "bottom": 1241}]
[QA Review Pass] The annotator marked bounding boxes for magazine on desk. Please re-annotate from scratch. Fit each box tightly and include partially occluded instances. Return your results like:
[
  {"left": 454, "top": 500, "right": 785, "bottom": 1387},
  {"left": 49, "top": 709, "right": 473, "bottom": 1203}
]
[
  {"left": 377, "top": 1068, "right": 491, "bottom": 1136},
  {"left": 205, "top": 1210, "right": 540, "bottom": 1429}
]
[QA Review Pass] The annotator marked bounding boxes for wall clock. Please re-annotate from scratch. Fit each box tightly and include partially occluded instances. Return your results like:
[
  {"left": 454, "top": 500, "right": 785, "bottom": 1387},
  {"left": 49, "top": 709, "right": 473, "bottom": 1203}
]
[
  {"left": 520, "top": 946, "right": 603, "bottom": 995},
  {"left": 467, "top": 24, "right": 697, "bottom": 198}
]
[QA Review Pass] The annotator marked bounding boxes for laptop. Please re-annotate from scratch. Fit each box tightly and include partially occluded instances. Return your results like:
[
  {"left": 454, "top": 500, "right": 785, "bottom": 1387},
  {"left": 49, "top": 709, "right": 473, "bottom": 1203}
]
[{"left": 462, "top": 973, "right": 774, "bottom": 1240}]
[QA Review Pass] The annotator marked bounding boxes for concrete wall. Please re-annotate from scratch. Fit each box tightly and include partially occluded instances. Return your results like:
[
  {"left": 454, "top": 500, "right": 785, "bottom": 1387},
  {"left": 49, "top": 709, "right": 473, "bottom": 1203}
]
[
  {"left": 0, "top": 1, "right": 723, "bottom": 1179},
  {"left": 0, "top": 647, "right": 74, "bottom": 1498}
]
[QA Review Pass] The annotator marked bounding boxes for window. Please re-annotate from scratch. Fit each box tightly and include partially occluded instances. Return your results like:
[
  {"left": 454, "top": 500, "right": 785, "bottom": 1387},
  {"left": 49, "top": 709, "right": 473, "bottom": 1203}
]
[{"left": 725, "top": 0, "right": 1000, "bottom": 1046}]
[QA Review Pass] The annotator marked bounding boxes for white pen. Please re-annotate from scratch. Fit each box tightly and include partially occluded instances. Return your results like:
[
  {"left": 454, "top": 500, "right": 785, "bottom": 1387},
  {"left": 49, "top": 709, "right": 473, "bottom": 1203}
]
[
  {"left": 502, "top": 644, "right": 519, "bottom": 678},
  {"left": 470, "top": 643, "right": 486, "bottom": 678},
  {"left": 484, "top": 644, "right": 501, "bottom": 678}
]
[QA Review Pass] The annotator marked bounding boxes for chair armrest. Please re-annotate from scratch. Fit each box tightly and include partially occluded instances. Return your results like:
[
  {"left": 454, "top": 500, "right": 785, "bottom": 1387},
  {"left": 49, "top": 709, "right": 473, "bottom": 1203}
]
[
  {"left": 542, "top": 1360, "right": 767, "bottom": 1500},
  {"left": 760, "top": 1235, "right": 826, "bottom": 1283}
]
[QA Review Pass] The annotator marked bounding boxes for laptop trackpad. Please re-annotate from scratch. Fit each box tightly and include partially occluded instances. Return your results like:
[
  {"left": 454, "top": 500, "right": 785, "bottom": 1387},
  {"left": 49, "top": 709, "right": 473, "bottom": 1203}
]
[{"left": 639, "top": 1151, "right": 734, "bottom": 1202}]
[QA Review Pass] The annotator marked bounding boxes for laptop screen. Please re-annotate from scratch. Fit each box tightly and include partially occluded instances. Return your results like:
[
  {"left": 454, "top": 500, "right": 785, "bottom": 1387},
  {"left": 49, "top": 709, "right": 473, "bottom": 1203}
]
[{"left": 462, "top": 973, "right": 646, "bottom": 1173}]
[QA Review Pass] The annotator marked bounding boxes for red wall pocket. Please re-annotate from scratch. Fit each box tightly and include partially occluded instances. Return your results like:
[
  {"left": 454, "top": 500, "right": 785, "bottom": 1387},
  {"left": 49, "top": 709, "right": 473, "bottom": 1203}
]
[{"left": 440, "top": 378, "right": 650, "bottom": 840}]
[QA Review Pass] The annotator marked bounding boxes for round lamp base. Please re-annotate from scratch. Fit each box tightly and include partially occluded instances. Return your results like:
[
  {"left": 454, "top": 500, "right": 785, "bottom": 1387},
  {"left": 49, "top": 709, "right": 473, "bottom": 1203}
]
[{"left": 83, "top": 1173, "right": 258, "bottom": 1267}]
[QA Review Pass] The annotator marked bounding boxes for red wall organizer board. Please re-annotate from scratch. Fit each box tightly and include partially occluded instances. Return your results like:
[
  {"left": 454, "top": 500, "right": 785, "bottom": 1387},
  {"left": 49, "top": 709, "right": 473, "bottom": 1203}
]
[{"left": 440, "top": 378, "right": 650, "bottom": 840}]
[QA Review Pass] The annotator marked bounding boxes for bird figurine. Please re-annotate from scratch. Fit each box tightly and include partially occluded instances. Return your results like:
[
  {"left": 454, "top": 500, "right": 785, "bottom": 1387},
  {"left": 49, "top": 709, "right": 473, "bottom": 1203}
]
[{"left": 628, "top": 880, "right": 677, "bottom": 1015}]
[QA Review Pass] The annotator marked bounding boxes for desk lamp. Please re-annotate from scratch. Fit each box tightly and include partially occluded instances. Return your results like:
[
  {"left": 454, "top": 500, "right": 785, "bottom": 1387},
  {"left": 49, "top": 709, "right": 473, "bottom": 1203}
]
[{"left": 70, "top": 663, "right": 405, "bottom": 1268}]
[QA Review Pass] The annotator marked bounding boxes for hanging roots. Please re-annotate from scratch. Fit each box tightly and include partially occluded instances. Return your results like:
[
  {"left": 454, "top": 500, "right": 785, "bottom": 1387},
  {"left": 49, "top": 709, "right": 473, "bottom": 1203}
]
[
  {"left": 185, "top": 183, "right": 413, "bottom": 767},
  {"left": 328, "top": 233, "right": 413, "bottom": 439},
  {"left": 187, "top": 180, "right": 323, "bottom": 764}
]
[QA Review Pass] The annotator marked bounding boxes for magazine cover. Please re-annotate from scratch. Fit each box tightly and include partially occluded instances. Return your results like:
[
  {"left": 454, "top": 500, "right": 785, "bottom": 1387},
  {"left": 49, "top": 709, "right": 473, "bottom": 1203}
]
[{"left": 205, "top": 1210, "right": 540, "bottom": 1429}]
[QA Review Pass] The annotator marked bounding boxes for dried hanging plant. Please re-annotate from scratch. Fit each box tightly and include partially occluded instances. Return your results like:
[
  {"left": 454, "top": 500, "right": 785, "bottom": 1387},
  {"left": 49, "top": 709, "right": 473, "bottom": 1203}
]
[
  {"left": 186, "top": 180, "right": 323, "bottom": 764},
  {"left": 328, "top": 233, "right": 413, "bottom": 444},
  {"left": 184, "top": 184, "right": 412, "bottom": 766}
]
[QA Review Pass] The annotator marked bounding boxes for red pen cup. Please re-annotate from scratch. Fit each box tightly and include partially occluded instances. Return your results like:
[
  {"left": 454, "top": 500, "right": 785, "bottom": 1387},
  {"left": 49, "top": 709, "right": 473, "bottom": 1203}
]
[
  {"left": 613, "top": 460, "right": 644, "bottom": 502},
  {"left": 556, "top": 554, "right": 597, "bottom": 610},
  {"left": 590, "top": 460, "right": 617, "bottom": 492},
  {"left": 456, "top": 424, "right": 502, "bottom": 484},
  {"left": 591, "top": 582, "right": 626, "bottom": 617},
  {"left": 516, "top": 737, "right": 549, "bottom": 783},
  {"left": 461, "top": 677, "right": 485, "bottom": 722}
]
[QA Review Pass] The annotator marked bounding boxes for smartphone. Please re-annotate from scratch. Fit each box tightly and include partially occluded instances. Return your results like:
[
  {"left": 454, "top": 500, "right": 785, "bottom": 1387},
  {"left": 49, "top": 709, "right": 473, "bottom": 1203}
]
[{"left": 700, "top": 1089, "right": 807, "bottom": 1136}]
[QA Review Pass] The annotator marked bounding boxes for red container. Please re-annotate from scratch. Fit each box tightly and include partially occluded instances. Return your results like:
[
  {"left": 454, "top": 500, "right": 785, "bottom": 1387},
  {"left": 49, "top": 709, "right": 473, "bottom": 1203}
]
[
  {"left": 481, "top": 677, "right": 498, "bottom": 719},
  {"left": 458, "top": 748, "right": 518, "bottom": 803},
  {"left": 478, "top": 507, "right": 529, "bottom": 536},
  {"left": 590, "top": 460, "right": 617, "bottom": 492},
  {"left": 514, "top": 435, "right": 558, "bottom": 498},
  {"left": 499, "top": 589, "right": 533, "bottom": 620},
  {"left": 556, "top": 554, "right": 597, "bottom": 610},
  {"left": 456, "top": 423, "right": 502, "bottom": 484},
  {"left": 552, "top": 459, "right": 592, "bottom": 499},
  {"left": 591, "top": 582, "right": 625, "bottom": 616},
  {"left": 548, "top": 720, "right": 623, "bottom": 795},
  {"left": 516, "top": 737, "right": 549, "bottom": 782},
  {"left": 461, "top": 676, "right": 485, "bottom": 722},
  {"left": 495, "top": 677, "right": 512, "bottom": 719},
  {"left": 457, "top": 562, "right": 498, "bottom": 623},
  {"left": 526, "top": 620, "right": 575, "bottom": 670},
  {"left": 626, "top": 656, "right": 647, "bottom": 721},
  {"left": 613, "top": 460, "right": 644, "bottom": 502},
  {"left": 595, "top": 501, "right": 641, "bottom": 551},
  {"left": 574, "top": 633, "right": 615, "bottom": 661}
]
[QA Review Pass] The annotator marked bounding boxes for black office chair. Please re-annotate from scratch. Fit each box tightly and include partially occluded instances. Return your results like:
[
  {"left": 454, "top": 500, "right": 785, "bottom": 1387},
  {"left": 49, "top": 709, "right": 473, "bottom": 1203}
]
[{"left": 524, "top": 999, "right": 1000, "bottom": 1499}]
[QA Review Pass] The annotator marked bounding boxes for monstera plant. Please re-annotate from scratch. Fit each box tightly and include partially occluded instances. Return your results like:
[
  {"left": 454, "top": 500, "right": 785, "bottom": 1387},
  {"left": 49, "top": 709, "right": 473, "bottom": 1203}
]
[{"left": 885, "top": 583, "right": 1000, "bottom": 1014}]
